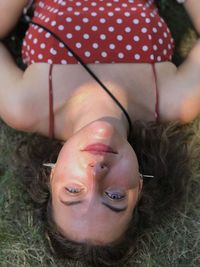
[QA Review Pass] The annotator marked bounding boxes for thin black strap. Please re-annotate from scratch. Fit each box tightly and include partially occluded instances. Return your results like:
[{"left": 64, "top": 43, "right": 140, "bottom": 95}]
[{"left": 30, "top": 21, "right": 132, "bottom": 140}]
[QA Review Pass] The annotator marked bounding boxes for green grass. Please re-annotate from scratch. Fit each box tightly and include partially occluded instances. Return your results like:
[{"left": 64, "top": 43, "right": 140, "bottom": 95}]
[
  {"left": 0, "top": 2, "right": 200, "bottom": 267},
  {"left": 0, "top": 125, "right": 64, "bottom": 267}
]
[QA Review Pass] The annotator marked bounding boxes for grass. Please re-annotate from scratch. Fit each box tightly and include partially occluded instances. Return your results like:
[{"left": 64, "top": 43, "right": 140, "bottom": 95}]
[{"left": 0, "top": 2, "right": 200, "bottom": 267}]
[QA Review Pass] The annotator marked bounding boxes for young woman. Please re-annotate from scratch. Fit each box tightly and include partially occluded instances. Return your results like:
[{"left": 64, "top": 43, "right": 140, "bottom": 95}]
[{"left": 0, "top": 0, "right": 200, "bottom": 266}]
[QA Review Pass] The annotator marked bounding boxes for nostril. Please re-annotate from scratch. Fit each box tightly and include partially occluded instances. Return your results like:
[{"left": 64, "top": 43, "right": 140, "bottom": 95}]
[
  {"left": 89, "top": 163, "right": 94, "bottom": 167},
  {"left": 100, "top": 163, "right": 108, "bottom": 170},
  {"left": 88, "top": 162, "right": 108, "bottom": 171}
]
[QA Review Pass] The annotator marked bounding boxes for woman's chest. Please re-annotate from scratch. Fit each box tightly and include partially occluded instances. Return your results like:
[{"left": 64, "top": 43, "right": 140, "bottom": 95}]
[
  {"left": 23, "top": 0, "right": 173, "bottom": 65},
  {"left": 51, "top": 62, "right": 159, "bottom": 122},
  {"left": 28, "top": 61, "right": 176, "bottom": 138}
]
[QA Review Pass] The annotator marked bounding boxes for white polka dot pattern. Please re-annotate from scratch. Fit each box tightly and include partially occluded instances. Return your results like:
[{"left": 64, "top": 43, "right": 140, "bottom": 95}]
[{"left": 22, "top": 0, "right": 174, "bottom": 65}]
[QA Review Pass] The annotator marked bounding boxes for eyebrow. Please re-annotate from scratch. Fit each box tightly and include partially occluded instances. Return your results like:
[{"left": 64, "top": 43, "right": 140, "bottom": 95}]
[
  {"left": 102, "top": 202, "right": 127, "bottom": 213},
  {"left": 60, "top": 200, "right": 127, "bottom": 213}
]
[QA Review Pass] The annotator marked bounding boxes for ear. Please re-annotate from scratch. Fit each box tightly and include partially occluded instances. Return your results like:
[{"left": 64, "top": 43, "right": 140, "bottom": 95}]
[
  {"left": 50, "top": 165, "right": 56, "bottom": 181},
  {"left": 138, "top": 177, "right": 143, "bottom": 194}
]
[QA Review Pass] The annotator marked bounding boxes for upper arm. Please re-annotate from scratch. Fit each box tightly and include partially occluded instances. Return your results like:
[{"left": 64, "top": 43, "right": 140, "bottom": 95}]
[
  {"left": 159, "top": 43, "right": 200, "bottom": 124},
  {"left": 184, "top": 0, "right": 200, "bottom": 34},
  {"left": 0, "top": 42, "right": 49, "bottom": 133},
  {"left": 0, "top": 0, "right": 28, "bottom": 39},
  {"left": 0, "top": 63, "right": 49, "bottom": 132}
]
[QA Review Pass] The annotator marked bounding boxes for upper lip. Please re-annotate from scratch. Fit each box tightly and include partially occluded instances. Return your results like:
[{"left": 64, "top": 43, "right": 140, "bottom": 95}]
[{"left": 81, "top": 143, "right": 118, "bottom": 154}]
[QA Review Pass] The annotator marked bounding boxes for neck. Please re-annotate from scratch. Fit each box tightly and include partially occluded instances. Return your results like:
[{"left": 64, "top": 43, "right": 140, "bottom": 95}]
[{"left": 71, "top": 100, "right": 129, "bottom": 139}]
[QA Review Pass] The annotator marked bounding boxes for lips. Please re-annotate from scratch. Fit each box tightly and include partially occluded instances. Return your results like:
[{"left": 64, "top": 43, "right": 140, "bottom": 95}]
[{"left": 82, "top": 143, "right": 117, "bottom": 154}]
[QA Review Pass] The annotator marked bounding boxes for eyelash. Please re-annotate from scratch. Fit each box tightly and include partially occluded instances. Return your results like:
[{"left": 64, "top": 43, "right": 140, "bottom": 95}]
[
  {"left": 105, "top": 191, "right": 125, "bottom": 200},
  {"left": 65, "top": 187, "right": 82, "bottom": 194},
  {"left": 65, "top": 187, "right": 125, "bottom": 200}
]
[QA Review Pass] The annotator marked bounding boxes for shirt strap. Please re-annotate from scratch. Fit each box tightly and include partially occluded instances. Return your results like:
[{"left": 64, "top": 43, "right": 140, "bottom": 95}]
[
  {"left": 48, "top": 64, "right": 54, "bottom": 139},
  {"left": 151, "top": 63, "right": 160, "bottom": 122}
]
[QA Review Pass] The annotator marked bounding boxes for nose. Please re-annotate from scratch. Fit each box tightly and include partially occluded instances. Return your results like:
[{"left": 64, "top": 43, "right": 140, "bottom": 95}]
[{"left": 88, "top": 161, "right": 109, "bottom": 178}]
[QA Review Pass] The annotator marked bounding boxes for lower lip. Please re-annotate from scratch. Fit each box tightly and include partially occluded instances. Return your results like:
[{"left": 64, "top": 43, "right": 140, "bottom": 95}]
[{"left": 83, "top": 143, "right": 117, "bottom": 154}]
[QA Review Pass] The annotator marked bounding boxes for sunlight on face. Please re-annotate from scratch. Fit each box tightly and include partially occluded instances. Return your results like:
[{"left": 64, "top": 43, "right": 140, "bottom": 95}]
[{"left": 50, "top": 121, "right": 143, "bottom": 244}]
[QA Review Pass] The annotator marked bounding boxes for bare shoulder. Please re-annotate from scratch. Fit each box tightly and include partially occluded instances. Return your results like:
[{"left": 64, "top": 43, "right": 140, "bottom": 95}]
[
  {"left": 155, "top": 62, "right": 181, "bottom": 122},
  {"left": 18, "top": 63, "right": 50, "bottom": 131},
  {"left": 155, "top": 61, "right": 177, "bottom": 81},
  {"left": 22, "top": 63, "right": 50, "bottom": 92},
  {"left": 157, "top": 58, "right": 200, "bottom": 123}
]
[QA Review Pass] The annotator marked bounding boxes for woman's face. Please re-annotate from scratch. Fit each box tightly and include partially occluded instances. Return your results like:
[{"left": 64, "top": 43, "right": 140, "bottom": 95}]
[{"left": 50, "top": 121, "right": 143, "bottom": 244}]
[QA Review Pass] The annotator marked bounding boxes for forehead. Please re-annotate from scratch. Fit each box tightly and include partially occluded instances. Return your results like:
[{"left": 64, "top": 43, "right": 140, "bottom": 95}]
[{"left": 52, "top": 200, "right": 134, "bottom": 244}]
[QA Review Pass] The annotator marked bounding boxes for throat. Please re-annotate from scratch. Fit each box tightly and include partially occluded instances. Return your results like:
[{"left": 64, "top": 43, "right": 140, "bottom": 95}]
[{"left": 71, "top": 93, "right": 130, "bottom": 139}]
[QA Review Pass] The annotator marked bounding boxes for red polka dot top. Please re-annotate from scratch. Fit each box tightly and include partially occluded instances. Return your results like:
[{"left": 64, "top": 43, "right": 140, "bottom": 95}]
[{"left": 22, "top": 0, "right": 174, "bottom": 65}]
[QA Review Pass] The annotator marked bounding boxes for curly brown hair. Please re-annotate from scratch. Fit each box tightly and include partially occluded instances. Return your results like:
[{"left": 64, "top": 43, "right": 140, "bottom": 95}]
[{"left": 16, "top": 121, "right": 196, "bottom": 267}]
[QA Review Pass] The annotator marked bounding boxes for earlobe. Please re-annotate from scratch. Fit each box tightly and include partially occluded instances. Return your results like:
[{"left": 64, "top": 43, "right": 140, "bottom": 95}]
[
  {"left": 50, "top": 166, "right": 56, "bottom": 181},
  {"left": 136, "top": 178, "right": 143, "bottom": 203},
  {"left": 138, "top": 177, "right": 143, "bottom": 194}
]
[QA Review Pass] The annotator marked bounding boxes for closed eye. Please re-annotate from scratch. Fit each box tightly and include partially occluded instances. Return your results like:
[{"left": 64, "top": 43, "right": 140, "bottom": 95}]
[
  {"left": 102, "top": 202, "right": 127, "bottom": 212},
  {"left": 60, "top": 200, "right": 127, "bottom": 213}
]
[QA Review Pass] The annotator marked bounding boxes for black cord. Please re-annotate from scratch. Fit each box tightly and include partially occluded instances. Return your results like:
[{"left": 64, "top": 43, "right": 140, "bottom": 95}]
[{"left": 29, "top": 21, "right": 132, "bottom": 140}]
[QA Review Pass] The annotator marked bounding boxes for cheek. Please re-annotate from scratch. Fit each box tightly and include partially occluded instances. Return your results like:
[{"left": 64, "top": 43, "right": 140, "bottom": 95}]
[
  {"left": 53, "top": 151, "right": 87, "bottom": 189},
  {"left": 111, "top": 156, "right": 139, "bottom": 188},
  {"left": 125, "top": 152, "right": 139, "bottom": 185},
  {"left": 56, "top": 147, "right": 78, "bottom": 176},
  {"left": 109, "top": 167, "right": 137, "bottom": 189},
  {"left": 128, "top": 188, "right": 140, "bottom": 210}
]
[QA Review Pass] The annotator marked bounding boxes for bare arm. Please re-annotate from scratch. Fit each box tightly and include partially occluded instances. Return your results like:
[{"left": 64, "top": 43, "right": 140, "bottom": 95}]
[
  {"left": 0, "top": 42, "right": 48, "bottom": 131},
  {"left": 184, "top": 0, "right": 200, "bottom": 34},
  {"left": 159, "top": 0, "right": 200, "bottom": 123},
  {"left": 0, "top": 42, "right": 27, "bottom": 129},
  {"left": 0, "top": 0, "right": 28, "bottom": 39}
]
